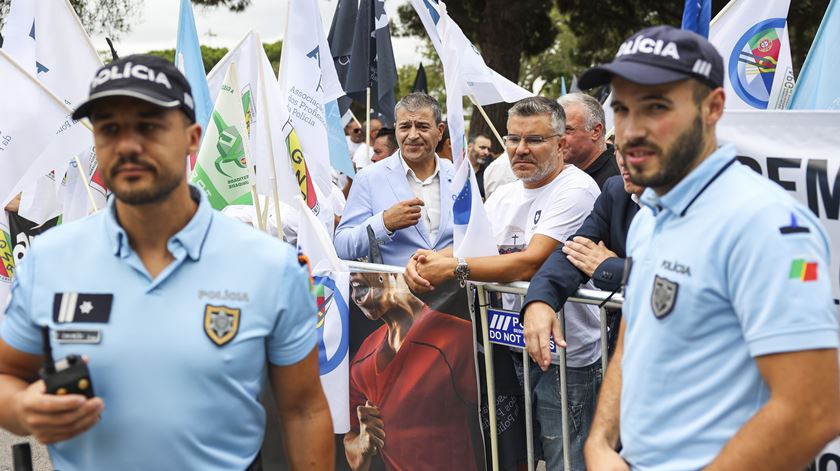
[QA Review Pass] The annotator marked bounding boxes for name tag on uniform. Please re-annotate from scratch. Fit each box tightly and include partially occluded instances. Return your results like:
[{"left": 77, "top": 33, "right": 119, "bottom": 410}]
[
  {"left": 52, "top": 293, "right": 113, "bottom": 324},
  {"left": 54, "top": 329, "right": 102, "bottom": 344}
]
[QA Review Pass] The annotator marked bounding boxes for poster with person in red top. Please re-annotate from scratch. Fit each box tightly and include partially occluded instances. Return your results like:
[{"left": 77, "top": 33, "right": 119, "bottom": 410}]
[{"left": 342, "top": 271, "right": 485, "bottom": 471}]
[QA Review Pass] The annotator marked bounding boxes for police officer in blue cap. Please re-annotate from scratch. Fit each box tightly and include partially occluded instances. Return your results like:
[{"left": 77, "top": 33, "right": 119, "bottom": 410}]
[
  {"left": 566, "top": 26, "right": 840, "bottom": 470},
  {"left": 0, "top": 54, "right": 334, "bottom": 470}
]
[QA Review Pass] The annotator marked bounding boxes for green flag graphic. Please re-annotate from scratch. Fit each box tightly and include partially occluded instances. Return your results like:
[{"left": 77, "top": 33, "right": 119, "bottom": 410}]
[{"left": 191, "top": 62, "right": 253, "bottom": 210}]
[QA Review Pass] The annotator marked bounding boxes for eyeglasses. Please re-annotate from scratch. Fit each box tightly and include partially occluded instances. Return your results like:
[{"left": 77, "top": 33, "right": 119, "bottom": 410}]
[
  {"left": 502, "top": 134, "right": 561, "bottom": 147},
  {"left": 351, "top": 128, "right": 362, "bottom": 134}
]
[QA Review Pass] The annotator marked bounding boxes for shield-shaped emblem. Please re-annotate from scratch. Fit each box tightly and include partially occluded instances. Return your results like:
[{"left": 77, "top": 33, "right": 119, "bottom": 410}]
[
  {"left": 204, "top": 304, "right": 241, "bottom": 346},
  {"left": 534, "top": 210, "right": 542, "bottom": 225},
  {"left": 650, "top": 275, "right": 678, "bottom": 319}
]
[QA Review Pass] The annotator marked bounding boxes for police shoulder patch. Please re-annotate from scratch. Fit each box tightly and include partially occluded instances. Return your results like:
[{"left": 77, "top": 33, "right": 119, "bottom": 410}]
[{"left": 204, "top": 304, "right": 241, "bottom": 346}]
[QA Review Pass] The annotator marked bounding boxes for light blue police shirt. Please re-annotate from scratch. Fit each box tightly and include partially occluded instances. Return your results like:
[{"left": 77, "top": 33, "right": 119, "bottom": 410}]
[
  {"left": 620, "top": 144, "right": 838, "bottom": 470},
  {"left": 1, "top": 186, "right": 317, "bottom": 471}
]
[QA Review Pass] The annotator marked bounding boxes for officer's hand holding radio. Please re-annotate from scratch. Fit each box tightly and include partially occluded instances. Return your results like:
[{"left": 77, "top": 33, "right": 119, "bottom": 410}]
[
  {"left": 9, "top": 327, "right": 102, "bottom": 444},
  {"left": 11, "top": 376, "right": 103, "bottom": 444}
]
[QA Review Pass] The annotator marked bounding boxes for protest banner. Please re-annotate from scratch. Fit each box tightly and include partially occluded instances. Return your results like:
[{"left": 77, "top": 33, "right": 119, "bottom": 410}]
[
  {"left": 718, "top": 109, "right": 840, "bottom": 467},
  {"left": 718, "top": 110, "right": 840, "bottom": 300},
  {"left": 341, "top": 270, "right": 486, "bottom": 470}
]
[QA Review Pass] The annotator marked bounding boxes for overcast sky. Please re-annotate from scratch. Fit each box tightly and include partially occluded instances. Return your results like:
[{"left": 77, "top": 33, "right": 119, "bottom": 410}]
[{"left": 91, "top": 0, "right": 424, "bottom": 68}]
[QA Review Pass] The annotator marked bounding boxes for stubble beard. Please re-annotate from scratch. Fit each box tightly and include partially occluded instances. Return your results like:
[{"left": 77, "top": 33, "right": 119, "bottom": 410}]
[
  {"left": 628, "top": 114, "right": 705, "bottom": 191},
  {"left": 104, "top": 155, "right": 183, "bottom": 205}
]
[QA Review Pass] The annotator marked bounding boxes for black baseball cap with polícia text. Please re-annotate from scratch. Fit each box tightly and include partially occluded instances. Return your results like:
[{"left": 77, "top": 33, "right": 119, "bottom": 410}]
[
  {"left": 579, "top": 25, "right": 724, "bottom": 90},
  {"left": 73, "top": 54, "right": 195, "bottom": 123}
]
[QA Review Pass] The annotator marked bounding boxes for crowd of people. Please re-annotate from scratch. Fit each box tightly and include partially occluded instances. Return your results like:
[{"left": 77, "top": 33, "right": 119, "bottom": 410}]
[{"left": 0, "top": 24, "right": 838, "bottom": 471}]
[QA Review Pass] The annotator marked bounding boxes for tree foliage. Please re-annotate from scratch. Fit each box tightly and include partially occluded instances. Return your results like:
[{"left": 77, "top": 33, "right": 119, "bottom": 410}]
[
  {"left": 145, "top": 39, "right": 282, "bottom": 74},
  {"left": 397, "top": 0, "right": 558, "bottom": 152},
  {"left": 191, "top": 0, "right": 252, "bottom": 13},
  {"left": 0, "top": 0, "right": 254, "bottom": 39}
]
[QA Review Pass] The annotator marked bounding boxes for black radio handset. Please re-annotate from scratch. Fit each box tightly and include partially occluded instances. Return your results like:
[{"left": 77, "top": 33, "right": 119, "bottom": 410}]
[{"left": 38, "top": 326, "right": 95, "bottom": 398}]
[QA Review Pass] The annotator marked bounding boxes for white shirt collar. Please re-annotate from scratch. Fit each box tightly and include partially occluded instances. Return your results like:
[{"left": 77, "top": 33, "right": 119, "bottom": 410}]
[{"left": 399, "top": 152, "right": 441, "bottom": 184}]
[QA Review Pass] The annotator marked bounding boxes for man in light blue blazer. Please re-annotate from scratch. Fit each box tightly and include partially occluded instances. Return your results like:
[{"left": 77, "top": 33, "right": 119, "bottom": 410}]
[{"left": 335, "top": 93, "right": 455, "bottom": 267}]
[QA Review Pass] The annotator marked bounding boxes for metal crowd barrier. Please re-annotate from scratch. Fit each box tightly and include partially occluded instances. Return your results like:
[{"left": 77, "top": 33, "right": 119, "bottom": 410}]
[
  {"left": 343, "top": 261, "right": 624, "bottom": 471},
  {"left": 469, "top": 281, "right": 623, "bottom": 471}
]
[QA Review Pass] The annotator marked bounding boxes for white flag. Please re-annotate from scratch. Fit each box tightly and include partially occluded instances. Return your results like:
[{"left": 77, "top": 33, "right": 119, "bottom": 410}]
[
  {"left": 278, "top": 0, "right": 345, "bottom": 233},
  {"left": 0, "top": 50, "right": 90, "bottom": 210},
  {"left": 192, "top": 64, "right": 254, "bottom": 210},
  {"left": 2, "top": 0, "right": 102, "bottom": 223},
  {"left": 60, "top": 148, "right": 107, "bottom": 223},
  {"left": 710, "top": 0, "right": 796, "bottom": 109},
  {"left": 409, "top": 0, "right": 532, "bottom": 106},
  {"left": 207, "top": 32, "right": 299, "bottom": 207},
  {"left": 438, "top": 3, "right": 499, "bottom": 258},
  {"left": 295, "top": 195, "right": 350, "bottom": 433}
]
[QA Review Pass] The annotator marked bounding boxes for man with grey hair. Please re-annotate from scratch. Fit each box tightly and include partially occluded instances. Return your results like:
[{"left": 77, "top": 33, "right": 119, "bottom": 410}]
[
  {"left": 558, "top": 93, "right": 619, "bottom": 189},
  {"left": 335, "top": 92, "right": 455, "bottom": 266},
  {"left": 405, "top": 96, "right": 602, "bottom": 471}
]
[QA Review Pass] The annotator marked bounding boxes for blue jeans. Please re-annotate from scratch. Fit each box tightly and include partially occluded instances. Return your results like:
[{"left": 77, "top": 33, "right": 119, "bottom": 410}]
[{"left": 513, "top": 355, "right": 602, "bottom": 471}]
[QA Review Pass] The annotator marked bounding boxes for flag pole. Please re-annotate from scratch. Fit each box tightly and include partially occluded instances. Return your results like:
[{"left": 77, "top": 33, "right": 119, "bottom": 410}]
[
  {"left": 250, "top": 185, "right": 265, "bottom": 232},
  {"left": 710, "top": 0, "right": 740, "bottom": 26},
  {"left": 74, "top": 155, "right": 99, "bottom": 213},
  {"left": 350, "top": 109, "right": 361, "bottom": 126},
  {"left": 365, "top": 87, "right": 371, "bottom": 160},
  {"left": 468, "top": 95, "right": 505, "bottom": 150}
]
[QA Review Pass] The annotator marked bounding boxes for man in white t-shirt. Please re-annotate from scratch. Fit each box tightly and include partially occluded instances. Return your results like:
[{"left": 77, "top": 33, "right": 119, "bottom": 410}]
[{"left": 405, "top": 96, "right": 601, "bottom": 471}]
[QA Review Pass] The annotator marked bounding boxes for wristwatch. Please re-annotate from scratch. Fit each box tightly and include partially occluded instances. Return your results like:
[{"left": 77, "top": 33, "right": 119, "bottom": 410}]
[{"left": 454, "top": 257, "right": 470, "bottom": 287}]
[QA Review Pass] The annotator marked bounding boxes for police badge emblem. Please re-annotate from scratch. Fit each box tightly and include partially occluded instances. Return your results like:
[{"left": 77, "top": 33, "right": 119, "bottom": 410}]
[
  {"left": 651, "top": 275, "right": 678, "bottom": 319},
  {"left": 204, "top": 304, "right": 241, "bottom": 346}
]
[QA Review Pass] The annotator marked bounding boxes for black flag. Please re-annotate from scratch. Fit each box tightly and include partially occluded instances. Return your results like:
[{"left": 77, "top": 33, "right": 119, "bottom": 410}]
[
  {"left": 327, "top": 0, "right": 357, "bottom": 116},
  {"left": 345, "top": 0, "right": 399, "bottom": 125},
  {"left": 412, "top": 63, "right": 428, "bottom": 93}
]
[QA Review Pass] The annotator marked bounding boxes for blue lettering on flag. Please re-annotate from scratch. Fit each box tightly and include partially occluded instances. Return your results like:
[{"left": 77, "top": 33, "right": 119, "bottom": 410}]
[
  {"left": 307, "top": 45, "right": 321, "bottom": 64},
  {"left": 487, "top": 308, "right": 557, "bottom": 353},
  {"left": 422, "top": 0, "right": 440, "bottom": 24},
  {"left": 28, "top": 21, "right": 50, "bottom": 74},
  {"left": 307, "top": 46, "right": 324, "bottom": 92},
  {"left": 453, "top": 177, "right": 471, "bottom": 225}
]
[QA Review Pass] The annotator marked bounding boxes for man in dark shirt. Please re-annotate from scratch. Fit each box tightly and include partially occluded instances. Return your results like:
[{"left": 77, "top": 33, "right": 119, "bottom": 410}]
[
  {"left": 521, "top": 148, "right": 643, "bottom": 369},
  {"left": 558, "top": 93, "right": 618, "bottom": 189}
]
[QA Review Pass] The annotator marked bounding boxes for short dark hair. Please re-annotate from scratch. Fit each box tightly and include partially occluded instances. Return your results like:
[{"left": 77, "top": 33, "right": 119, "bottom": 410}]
[
  {"left": 375, "top": 127, "right": 398, "bottom": 151},
  {"left": 395, "top": 92, "right": 443, "bottom": 124},
  {"left": 692, "top": 81, "right": 713, "bottom": 105},
  {"left": 435, "top": 124, "right": 451, "bottom": 153},
  {"left": 469, "top": 134, "right": 490, "bottom": 145}
]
